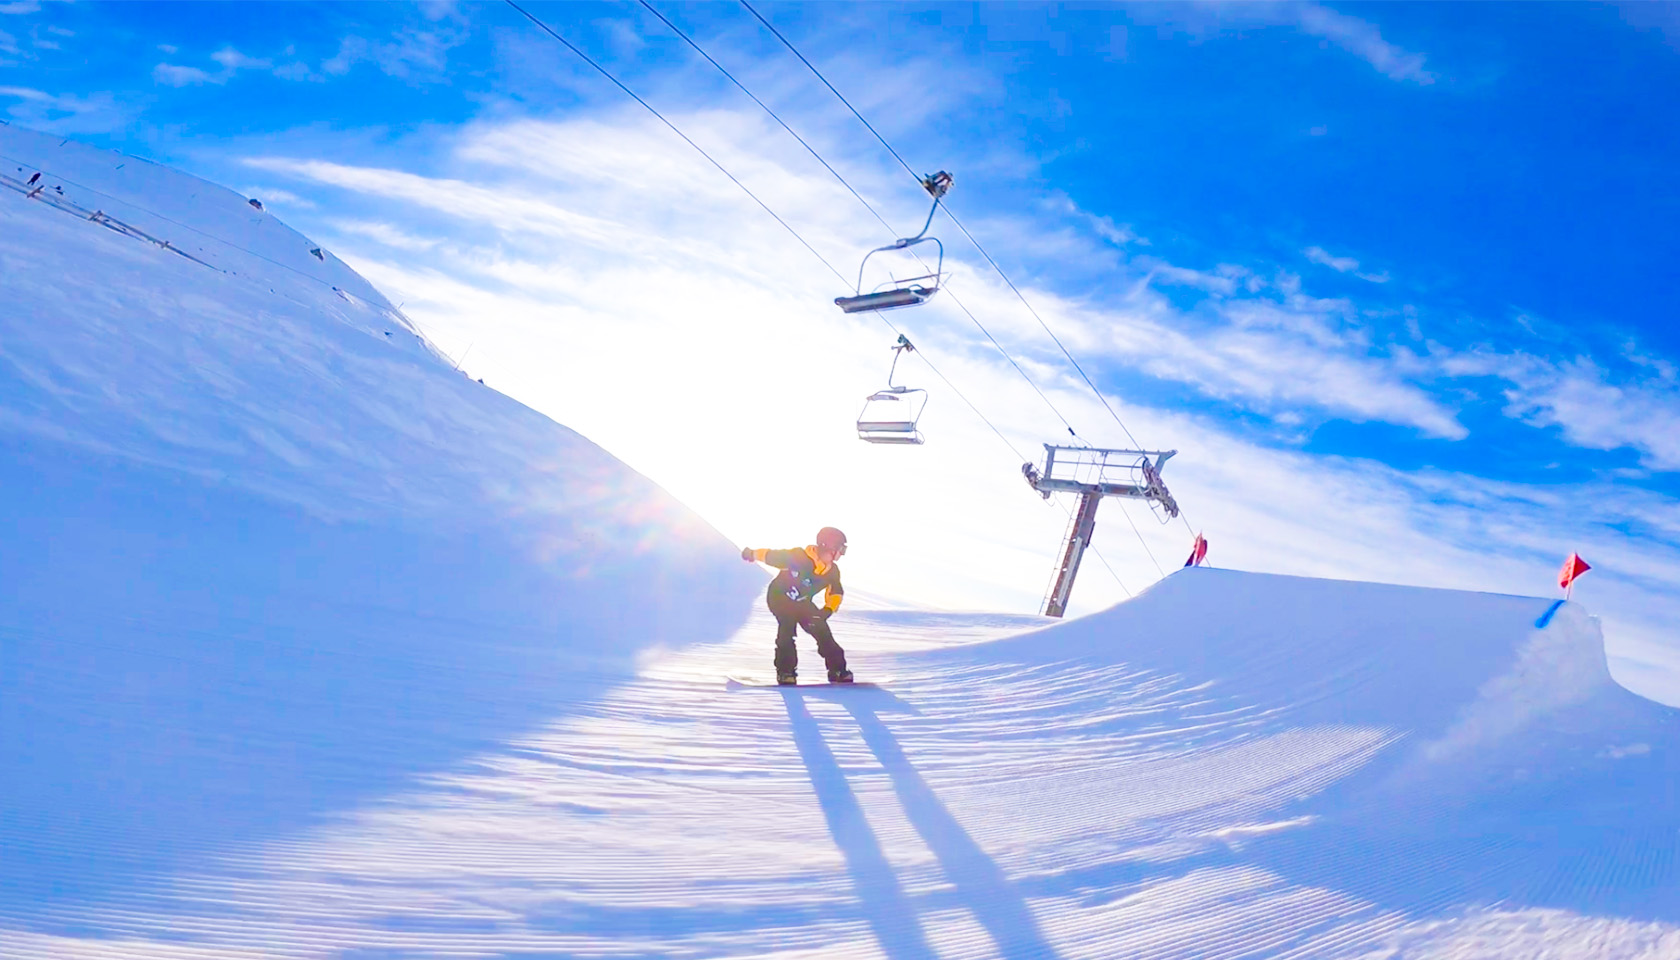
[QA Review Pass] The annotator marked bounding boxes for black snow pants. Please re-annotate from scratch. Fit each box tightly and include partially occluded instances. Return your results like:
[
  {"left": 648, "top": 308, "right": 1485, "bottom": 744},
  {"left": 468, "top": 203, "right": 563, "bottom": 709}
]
[{"left": 768, "top": 590, "right": 848, "bottom": 677}]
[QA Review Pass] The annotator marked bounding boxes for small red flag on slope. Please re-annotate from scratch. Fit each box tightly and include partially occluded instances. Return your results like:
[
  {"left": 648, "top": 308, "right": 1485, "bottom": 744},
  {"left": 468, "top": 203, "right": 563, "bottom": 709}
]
[
  {"left": 1184, "top": 532, "right": 1208, "bottom": 568},
  {"left": 1558, "top": 552, "right": 1591, "bottom": 594}
]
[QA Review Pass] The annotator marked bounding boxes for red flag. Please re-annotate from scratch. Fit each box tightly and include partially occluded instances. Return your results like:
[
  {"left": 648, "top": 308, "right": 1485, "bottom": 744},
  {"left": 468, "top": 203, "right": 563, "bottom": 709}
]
[
  {"left": 1558, "top": 552, "right": 1591, "bottom": 591},
  {"left": 1184, "top": 533, "right": 1208, "bottom": 568}
]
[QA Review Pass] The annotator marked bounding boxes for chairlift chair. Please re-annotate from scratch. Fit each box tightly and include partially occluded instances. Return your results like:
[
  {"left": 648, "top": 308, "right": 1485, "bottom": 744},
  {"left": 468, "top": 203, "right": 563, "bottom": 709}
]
[
  {"left": 835, "top": 172, "right": 953, "bottom": 315},
  {"left": 856, "top": 335, "right": 928, "bottom": 445}
]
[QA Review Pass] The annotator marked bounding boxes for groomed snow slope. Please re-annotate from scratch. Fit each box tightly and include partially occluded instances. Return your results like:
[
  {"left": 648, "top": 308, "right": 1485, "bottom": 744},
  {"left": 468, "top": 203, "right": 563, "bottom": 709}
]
[
  {"left": 2, "top": 125, "right": 1676, "bottom": 958},
  {"left": 0, "top": 121, "right": 759, "bottom": 916},
  {"left": 5, "top": 572, "right": 1676, "bottom": 958}
]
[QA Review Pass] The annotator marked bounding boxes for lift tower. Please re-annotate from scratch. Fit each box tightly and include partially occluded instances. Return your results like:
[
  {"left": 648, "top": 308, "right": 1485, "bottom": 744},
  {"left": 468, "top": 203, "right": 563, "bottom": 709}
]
[{"left": 1023, "top": 445, "right": 1180, "bottom": 618}]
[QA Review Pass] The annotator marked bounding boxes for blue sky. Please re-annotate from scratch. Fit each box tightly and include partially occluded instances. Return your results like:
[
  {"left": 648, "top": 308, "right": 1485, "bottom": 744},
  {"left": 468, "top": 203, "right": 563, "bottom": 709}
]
[{"left": 5, "top": 1, "right": 1680, "bottom": 694}]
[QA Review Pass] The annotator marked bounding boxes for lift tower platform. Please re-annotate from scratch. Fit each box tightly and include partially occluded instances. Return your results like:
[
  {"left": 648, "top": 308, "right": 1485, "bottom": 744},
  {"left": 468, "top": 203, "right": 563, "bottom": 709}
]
[{"left": 1023, "top": 445, "right": 1180, "bottom": 618}]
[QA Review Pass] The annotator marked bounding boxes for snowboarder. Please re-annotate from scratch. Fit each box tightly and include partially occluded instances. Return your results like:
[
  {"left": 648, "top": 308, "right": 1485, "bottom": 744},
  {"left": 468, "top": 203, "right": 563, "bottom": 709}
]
[{"left": 741, "top": 527, "right": 852, "bottom": 685}]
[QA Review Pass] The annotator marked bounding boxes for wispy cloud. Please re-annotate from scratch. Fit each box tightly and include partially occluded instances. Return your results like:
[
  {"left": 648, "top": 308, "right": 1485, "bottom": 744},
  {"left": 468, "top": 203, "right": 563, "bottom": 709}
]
[
  {"left": 154, "top": 46, "right": 276, "bottom": 87},
  {"left": 1305, "top": 244, "right": 1390, "bottom": 283},
  {"left": 321, "top": 27, "right": 462, "bottom": 80},
  {"left": 1501, "top": 356, "right": 1680, "bottom": 471},
  {"left": 239, "top": 185, "right": 316, "bottom": 209},
  {"left": 1305, "top": 245, "right": 1358, "bottom": 273},
  {"left": 250, "top": 114, "right": 1467, "bottom": 446},
  {"left": 1075, "top": 278, "right": 1466, "bottom": 439},
  {"left": 1290, "top": 3, "right": 1436, "bottom": 84},
  {"left": 1131, "top": 2, "right": 1438, "bottom": 85},
  {"left": 211, "top": 46, "right": 272, "bottom": 72},
  {"left": 0, "top": 85, "right": 128, "bottom": 132},
  {"left": 148, "top": 19, "right": 465, "bottom": 89},
  {"left": 1426, "top": 329, "right": 1680, "bottom": 472},
  {"left": 152, "top": 62, "right": 218, "bottom": 87},
  {"left": 330, "top": 218, "right": 441, "bottom": 251}
]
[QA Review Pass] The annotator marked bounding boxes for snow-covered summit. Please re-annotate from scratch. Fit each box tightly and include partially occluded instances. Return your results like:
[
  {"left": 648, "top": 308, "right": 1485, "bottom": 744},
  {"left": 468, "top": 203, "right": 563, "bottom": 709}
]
[
  {"left": 1, "top": 126, "right": 1673, "bottom": 957},
  {"left": 1, "top": 122, "right": 387, "bottom": 307}
]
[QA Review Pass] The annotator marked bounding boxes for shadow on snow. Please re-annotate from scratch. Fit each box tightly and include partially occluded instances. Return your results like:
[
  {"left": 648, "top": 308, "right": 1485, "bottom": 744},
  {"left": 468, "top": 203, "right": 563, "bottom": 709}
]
[{"left": 783, "top": 685, "right": 1063, "bottom": 960}]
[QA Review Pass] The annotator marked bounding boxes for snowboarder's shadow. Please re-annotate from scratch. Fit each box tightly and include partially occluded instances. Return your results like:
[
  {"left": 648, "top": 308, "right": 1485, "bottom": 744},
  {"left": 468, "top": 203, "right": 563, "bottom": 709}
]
[{"left": 781, "top": 688, "right": 1061, "bottom": 960}]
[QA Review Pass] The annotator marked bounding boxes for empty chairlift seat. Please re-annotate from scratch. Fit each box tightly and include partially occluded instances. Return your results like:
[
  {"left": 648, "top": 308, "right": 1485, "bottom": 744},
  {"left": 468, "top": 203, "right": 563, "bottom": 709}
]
[
  {"left": 857, "top": 386, "right": 927, "bottom": 444},
  {"left": 856, "top": 335, "right": 928, "bottom": 445},
  {"left": 836, "top": 285, "right": 936, "bottom": 314},
  {"left": 834, "top": 171, "right": 953, "bottom": 315}
]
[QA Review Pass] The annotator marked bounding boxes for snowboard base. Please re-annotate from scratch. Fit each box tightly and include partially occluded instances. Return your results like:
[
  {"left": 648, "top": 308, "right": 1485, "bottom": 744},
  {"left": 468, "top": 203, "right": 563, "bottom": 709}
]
[{"left": 727, "top": 675, "right": 887, "bottom": 689}]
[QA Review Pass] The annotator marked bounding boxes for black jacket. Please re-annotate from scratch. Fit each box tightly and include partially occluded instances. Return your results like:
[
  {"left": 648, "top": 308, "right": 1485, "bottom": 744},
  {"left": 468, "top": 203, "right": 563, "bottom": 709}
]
[{"left": 751, "top": 545, "right": 844, "bottom": 612}]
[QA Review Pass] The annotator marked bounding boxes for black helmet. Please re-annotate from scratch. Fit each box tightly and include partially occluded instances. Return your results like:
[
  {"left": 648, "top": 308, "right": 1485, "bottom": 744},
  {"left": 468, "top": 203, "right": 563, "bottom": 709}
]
[{"left": 815, "top": 526, "right": 848, "bottom": 557}]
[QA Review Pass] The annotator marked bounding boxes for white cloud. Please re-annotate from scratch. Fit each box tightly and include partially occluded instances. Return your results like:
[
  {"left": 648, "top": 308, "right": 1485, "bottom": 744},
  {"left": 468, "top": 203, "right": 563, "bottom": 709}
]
[
  {"left": 1146, "top": 261, "right": 1239, "bottom": 296},
  {"left": 1291, "top": 3, "right": 1436, "bottom": 84},
  {"left": 0, "top": 85, "right": 128, "bottom": 132},
  {"left": 1305, "top": 245, "right": 1358, "bottom": 273},
  {"left": 153, "top": 47, "right": 279, "bottom": 87},
  {"left": 1433, "top": 338, "right": 1680, "bottom": 472},
  {"left": 1093, "top": 287, "right": 1467, "bottom": 439},
  {"left": 321, "top": 28, "right": 461, "bottom": 80},
  {"left": 330, "top": 219, "right": 441, "bottom": 251},
  {"left": 153, "top": 62, "right": 219, "bottom": 87},
  {"left": 0, "top": 1, "right": 39, "bottom": 14},
  {"left": 253, "top": 114, "right": 1469, "bottom": 442},
  {"left": 0, "top": 83, "right": 46, "bottom": 101},
  {"left": 239, "top": 186, "right": 315, "bottom": 209},
  {"left": 1499, "top": 355, "right": 1680, "bottom": 471},
  {"left": 211, "top": 46, "right": 272, "bottom": 72},
  {"left": 1127, "top": 3, "right": 1437, "bottom": 85},
  {"left": 1305, "top": 244, "right": 1390, "bottom": 283},
  {"left": 272, "top": 61, "right": 318, "bottom": 82},
  {"left": 1062, "top": 200, "right": 1145, "bottom": 248}
]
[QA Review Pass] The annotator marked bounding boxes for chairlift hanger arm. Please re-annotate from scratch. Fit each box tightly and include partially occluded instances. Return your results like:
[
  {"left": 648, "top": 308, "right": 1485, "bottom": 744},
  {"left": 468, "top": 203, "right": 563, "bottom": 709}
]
[
  {"left": 904, "top": 192, "right": 943, "bottom": 243},
  {"left": 886, "top": 334, "right": 916, "bottom": 387}
]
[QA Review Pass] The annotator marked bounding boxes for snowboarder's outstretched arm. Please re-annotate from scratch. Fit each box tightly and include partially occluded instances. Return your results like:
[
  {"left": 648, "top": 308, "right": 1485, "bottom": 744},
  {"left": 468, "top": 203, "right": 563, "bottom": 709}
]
[{"left": 741, "top": 547, "right": 803, "bottom": 569}]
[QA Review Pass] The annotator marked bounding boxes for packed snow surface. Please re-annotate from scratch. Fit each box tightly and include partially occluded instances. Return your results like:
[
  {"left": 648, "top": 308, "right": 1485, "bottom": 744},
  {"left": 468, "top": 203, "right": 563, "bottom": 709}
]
[{"left": 2, "top": 124, "right": 1676, "bottom": 958}]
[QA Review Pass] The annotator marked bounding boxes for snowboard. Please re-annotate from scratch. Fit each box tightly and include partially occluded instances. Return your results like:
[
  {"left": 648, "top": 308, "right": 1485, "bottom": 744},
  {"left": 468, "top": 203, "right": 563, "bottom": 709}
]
[{"left": 727, "top": 675, "right": 887, "bottom": 689}]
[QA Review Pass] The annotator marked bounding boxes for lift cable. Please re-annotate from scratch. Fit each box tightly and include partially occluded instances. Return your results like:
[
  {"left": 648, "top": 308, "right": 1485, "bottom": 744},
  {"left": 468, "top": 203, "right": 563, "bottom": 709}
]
[
  {"left": 507, "top": 1, "right": 1132, "bottom": 598},
  {"left": 738, "top": 1, "right": 922, "bottom": 184},
  {"left": 505, "top": 0, "right": 849, "bottom": 290},
  {"left": 742, "top": 0, "right": 1199, "bottom": 541},
  {"left": 505, "top": 2, "right": 1029, "bottom": 470},
  {"left": 738, "top": 0, "right": 1185, "bottom": 559},
  {"left": 638, "top": 1, "right": 1133, "bottom": 594},
  {"left": 639, "top": 0, "right": 1080, "bottom": 442},
  {"left": 740, "top": 0, "right": 1141, "bottom": 448}
]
